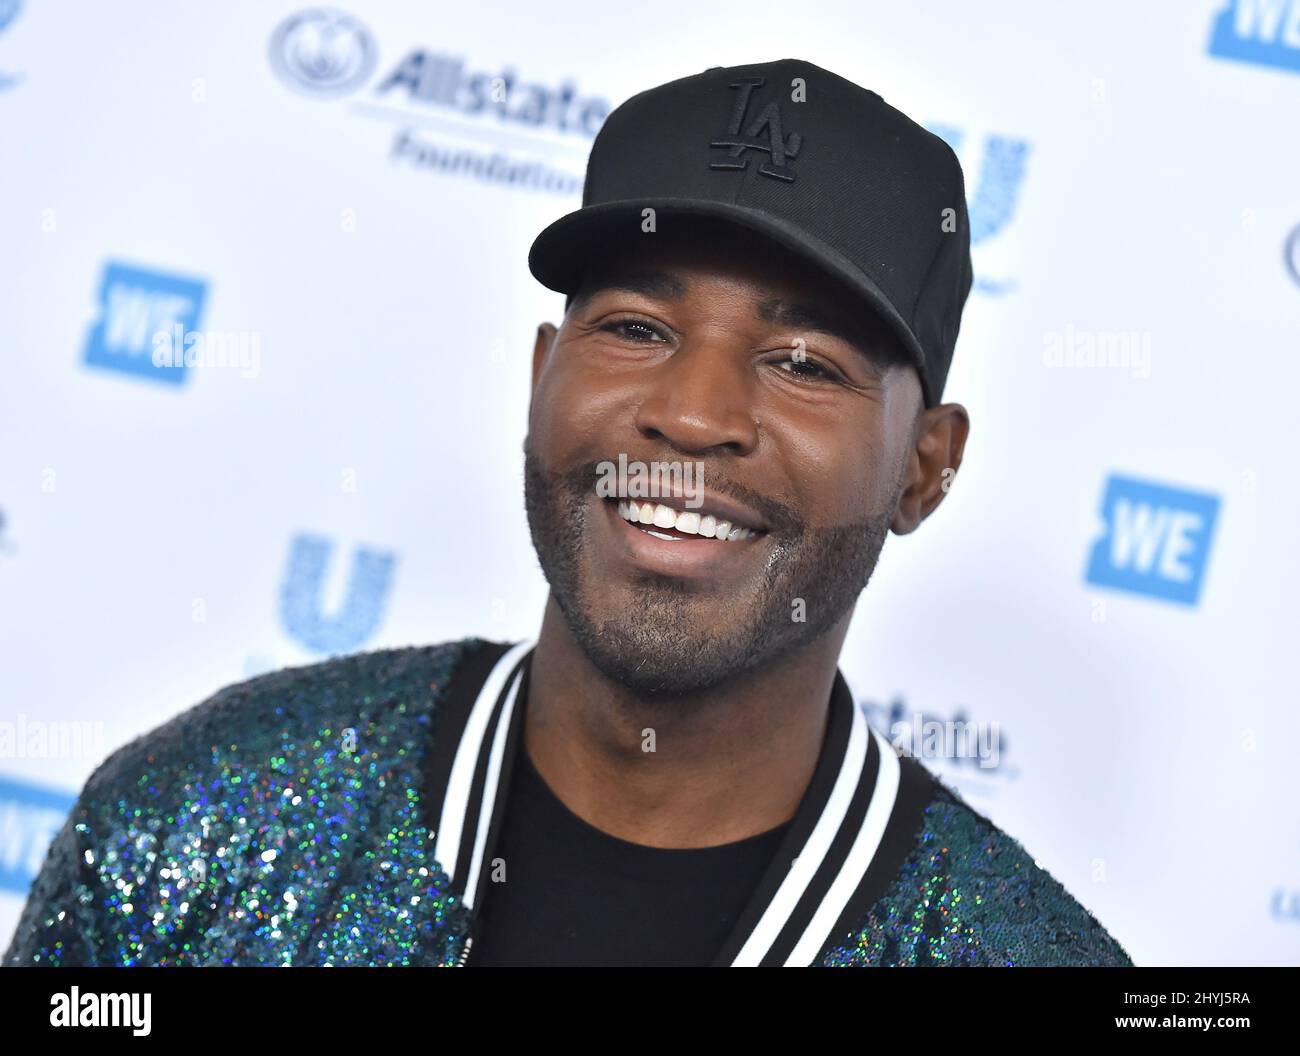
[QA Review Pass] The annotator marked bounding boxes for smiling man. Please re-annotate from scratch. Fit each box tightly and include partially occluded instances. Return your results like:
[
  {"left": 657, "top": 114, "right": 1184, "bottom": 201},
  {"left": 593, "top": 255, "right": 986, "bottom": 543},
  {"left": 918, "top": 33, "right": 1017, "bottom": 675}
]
[{"left": 5, "top": 59, "right": 1132, "bottom": 968}]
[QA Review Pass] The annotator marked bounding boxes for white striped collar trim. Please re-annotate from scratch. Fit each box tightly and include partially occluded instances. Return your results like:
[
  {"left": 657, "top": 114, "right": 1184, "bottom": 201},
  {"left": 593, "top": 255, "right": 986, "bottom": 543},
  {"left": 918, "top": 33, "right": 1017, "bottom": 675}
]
[{"left": 435, "top": 641, "right": 902, "bottom": 965}]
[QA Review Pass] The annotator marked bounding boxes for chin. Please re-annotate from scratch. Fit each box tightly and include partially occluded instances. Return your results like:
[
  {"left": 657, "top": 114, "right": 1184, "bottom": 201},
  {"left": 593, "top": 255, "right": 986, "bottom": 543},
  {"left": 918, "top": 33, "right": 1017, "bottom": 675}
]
[{"left": 560, "top": 587, "right": 797, "bottom": 698}]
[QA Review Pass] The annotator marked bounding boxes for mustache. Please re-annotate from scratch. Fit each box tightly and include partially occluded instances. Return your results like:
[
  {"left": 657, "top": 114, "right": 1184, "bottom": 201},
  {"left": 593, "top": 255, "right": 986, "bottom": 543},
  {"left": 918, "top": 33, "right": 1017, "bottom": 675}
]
[{"left": 554, "top": 455, "right": 803, "bottom": 533}]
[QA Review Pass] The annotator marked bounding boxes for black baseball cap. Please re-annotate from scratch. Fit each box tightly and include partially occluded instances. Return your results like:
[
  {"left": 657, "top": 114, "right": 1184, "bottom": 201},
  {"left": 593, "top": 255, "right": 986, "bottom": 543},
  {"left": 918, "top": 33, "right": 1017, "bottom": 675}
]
[{"left": 528, "top": 58, "right": 973, "bottom": 408}]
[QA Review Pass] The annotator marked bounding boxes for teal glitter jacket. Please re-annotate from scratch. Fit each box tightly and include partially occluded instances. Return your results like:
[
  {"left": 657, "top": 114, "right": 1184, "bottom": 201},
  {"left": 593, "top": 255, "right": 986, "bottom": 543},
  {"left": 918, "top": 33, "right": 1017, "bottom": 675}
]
[{"left": 3, "top": 638, "right": 1133, "bottom": 967}]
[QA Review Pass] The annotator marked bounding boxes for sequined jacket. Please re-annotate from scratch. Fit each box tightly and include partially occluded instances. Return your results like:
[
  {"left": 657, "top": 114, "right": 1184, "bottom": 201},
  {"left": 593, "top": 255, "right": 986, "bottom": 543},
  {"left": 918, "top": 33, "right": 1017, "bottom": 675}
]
[{"left": 4, "top": 637, "right": 1133, "bottom": 967}]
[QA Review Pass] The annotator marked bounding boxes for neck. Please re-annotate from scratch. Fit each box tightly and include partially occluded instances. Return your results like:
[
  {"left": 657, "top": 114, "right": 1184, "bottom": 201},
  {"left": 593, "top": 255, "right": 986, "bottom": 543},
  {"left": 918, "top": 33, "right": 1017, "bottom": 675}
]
[{"left": 523, "top": 594, "right": 852, "bottom": 848}]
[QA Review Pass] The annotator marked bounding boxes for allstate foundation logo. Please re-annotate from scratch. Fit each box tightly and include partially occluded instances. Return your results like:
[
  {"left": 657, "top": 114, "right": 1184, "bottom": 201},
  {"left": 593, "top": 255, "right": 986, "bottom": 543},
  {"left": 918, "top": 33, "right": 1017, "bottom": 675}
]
[
  {"left": 0, "top": 0, "right": 24, "bottom": 91},
  {"left": 83, "top": 262, "right": 208, "bottom": 387},
  {"left": 1085, "top": 475, "right": 1221, "bottom": 607},
  {"left": 1208, "top": 0, "right": 1300, "bottom": 75},
  {"left": 265, "top": 14, "right": 607, "bottom": 195},
  {"left": 270, "top": 8, "right": 376, "bottom": 97}
]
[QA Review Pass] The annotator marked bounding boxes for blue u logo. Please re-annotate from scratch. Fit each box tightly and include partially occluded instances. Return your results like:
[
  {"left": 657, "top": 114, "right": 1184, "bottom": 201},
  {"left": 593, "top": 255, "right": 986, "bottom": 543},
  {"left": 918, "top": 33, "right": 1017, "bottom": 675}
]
[
  {"left": 927, "top": 124, "right": 1030, "bottom": 295},
  {"left": 279, "top": 533, "right": 397, "bottom": 655}
]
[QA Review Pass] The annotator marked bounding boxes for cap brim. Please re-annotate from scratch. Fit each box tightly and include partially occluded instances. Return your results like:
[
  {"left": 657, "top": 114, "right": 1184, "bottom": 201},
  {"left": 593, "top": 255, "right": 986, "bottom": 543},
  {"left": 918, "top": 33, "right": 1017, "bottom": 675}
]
[{"left": 527, "top": 197, "right": 935, "bottom": 407}]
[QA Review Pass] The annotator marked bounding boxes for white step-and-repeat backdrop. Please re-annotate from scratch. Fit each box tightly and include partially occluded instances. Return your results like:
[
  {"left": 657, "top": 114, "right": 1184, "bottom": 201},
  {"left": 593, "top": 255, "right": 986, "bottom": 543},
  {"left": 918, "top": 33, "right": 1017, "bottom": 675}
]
[{"left": 2, "top": 0, "right": 1298, "bottom": 966}]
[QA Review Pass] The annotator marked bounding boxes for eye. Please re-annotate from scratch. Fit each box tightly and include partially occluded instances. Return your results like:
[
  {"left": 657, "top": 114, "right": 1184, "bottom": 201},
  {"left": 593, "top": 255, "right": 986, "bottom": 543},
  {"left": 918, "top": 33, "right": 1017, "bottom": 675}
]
[
  {"left": 772, "top": 352, "right": 838, "bottom": 382},
  {"left": 599, "top": 319, "right": 669, "bottom": 343}
]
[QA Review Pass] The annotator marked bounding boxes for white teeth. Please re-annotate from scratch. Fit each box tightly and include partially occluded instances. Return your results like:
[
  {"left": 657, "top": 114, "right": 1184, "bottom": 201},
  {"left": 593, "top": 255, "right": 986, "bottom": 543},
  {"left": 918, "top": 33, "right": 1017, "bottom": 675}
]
[{"left": 614, "top": 501, "right": 757, "bottom": 541}]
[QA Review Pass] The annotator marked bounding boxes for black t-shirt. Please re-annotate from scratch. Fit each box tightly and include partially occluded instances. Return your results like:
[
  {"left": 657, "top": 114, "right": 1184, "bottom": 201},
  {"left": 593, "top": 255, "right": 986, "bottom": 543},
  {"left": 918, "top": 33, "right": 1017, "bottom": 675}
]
[{"left": 469, "top": 745, "right": 791, "bottom": 967}]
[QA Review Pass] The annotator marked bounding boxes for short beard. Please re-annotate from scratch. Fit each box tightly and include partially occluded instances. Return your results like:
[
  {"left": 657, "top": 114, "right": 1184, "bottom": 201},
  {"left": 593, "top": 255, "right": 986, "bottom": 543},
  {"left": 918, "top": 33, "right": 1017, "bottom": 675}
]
[{"left": 522, "top": 441, "right": 903, "bottom": 697}]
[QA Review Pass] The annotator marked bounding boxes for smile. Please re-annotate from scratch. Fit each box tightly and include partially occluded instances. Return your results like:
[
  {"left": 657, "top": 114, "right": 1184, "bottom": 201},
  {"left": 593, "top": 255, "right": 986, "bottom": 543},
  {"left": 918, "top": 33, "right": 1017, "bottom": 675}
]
[
  {"left": 615, "top": 499, "right": 762, "bottom": 541},
  {"left": 593, "top": 494, "right": 769, "bottom": 580}
]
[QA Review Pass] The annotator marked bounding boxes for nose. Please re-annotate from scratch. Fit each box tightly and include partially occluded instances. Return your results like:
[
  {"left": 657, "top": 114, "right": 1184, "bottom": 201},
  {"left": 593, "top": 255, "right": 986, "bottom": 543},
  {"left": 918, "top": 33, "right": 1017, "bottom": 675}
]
[{"left": 632, "top": 339, "right": 760, "bottom": 456}]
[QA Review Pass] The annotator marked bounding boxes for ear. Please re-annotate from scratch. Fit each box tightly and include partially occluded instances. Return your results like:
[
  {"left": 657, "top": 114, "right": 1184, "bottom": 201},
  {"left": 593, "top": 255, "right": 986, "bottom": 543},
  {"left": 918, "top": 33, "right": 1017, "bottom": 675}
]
[
  {"left": 891, "top": 402, "right": 970, "bottom": 535},
  {"left": 532, "top": 322, "right": 557, "bottom": 392}
]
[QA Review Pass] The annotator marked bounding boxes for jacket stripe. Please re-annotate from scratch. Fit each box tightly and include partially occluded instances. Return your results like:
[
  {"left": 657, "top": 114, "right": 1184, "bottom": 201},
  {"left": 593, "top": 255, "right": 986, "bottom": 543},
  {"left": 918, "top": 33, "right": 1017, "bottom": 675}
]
[
  {"left": 730, "top": 685, "right": 872, "bottom": 966},
  {"left": 756, "top": 713, "right": 881, "bottom": 966},
  {"left": 783, "top": 726, "right": 900, "bottom": 965},
  {"left": 434, "top": 639, "right": 532, "bottom": 890},
  {"left": 462, "top": 655, "right": 528, "bottom": 909}
]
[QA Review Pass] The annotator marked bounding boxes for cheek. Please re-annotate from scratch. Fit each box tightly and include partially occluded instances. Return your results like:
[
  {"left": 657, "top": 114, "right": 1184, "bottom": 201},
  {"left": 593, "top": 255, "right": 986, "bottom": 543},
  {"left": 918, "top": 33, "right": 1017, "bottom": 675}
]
[
  {"left": 532, "top": 357, "right": 642, "bottom": 455},
  {"left": 770, "top": 414, "right": 893, "bottom": 523}
]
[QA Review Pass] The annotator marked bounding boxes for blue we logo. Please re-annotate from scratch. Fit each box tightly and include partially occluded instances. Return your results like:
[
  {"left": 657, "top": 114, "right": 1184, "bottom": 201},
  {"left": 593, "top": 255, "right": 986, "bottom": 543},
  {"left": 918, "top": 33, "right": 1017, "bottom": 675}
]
[
  {"left": 1208, "top": 0, "right": 1300, "bottom": 76},
  {"left": 1085, "top": 475, "right": 1221, "bottom": 607},
  {"left": 83, "top": 261, "right": 207, "bottom": 386}
]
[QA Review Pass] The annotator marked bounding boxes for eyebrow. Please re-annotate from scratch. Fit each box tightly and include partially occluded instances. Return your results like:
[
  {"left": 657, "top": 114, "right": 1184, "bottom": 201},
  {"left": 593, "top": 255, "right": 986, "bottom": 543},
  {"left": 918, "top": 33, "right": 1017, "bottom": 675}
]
[
  {"left": 568, "top": 268, "right": 687, "bottom": 312},
  {"left": 569, "top": 267, "right": 892, "bottom": 366},
  {"left": 754, "top": 297, "right": 882, "bottom": 359}
]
